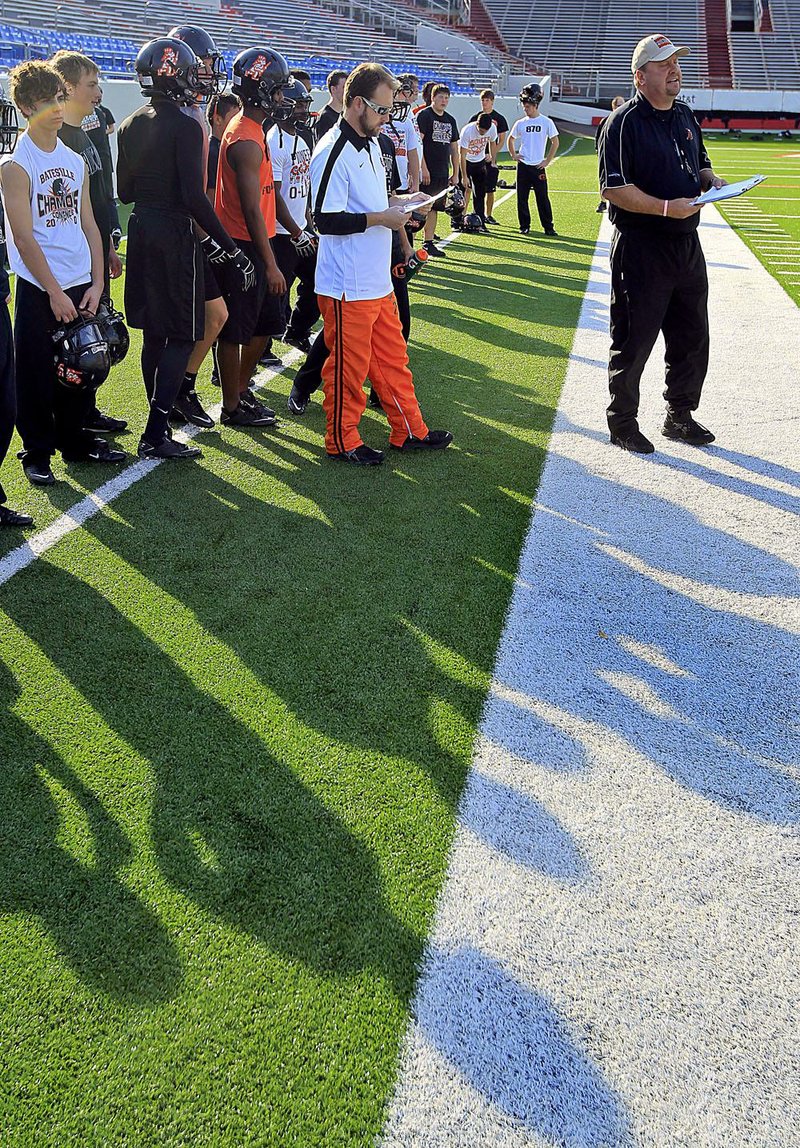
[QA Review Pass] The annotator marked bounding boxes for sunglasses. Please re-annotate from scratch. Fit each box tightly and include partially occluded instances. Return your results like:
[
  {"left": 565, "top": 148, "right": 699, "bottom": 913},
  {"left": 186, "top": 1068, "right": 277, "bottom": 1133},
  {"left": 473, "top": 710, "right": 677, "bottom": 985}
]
[{"left": 359, "top": 95, "right": 393, "bottom": 116}]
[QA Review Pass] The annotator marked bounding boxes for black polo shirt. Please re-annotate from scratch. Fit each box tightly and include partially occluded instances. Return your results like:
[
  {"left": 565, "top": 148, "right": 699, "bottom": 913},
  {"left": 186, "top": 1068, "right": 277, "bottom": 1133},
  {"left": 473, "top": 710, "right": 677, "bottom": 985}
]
[{"left": 598, "top": 92, "right": 711, "bottom": 234}]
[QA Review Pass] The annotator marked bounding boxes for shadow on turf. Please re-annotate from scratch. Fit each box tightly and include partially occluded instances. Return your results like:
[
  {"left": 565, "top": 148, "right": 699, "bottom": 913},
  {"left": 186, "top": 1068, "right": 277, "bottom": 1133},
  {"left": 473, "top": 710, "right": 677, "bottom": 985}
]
[{"left": 0, "top": 661, "right": 183, "bottom": 1002}]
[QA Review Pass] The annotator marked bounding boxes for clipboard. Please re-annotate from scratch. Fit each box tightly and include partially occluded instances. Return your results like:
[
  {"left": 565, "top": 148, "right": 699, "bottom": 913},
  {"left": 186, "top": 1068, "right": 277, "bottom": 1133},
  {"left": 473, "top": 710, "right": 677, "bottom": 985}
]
[{"left": 692, "top": 174, "right": 766, "bottom": 206}]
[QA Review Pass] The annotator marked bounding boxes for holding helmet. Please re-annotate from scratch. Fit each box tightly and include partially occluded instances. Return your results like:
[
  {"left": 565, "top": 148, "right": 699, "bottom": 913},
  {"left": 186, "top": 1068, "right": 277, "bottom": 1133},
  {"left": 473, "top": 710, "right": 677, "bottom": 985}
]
[
  {"left": 95, "top": 299, "right": 130, "bottom": 367},
  {"left": 52, "top": 313, "right": 111, "bottom": 392}
]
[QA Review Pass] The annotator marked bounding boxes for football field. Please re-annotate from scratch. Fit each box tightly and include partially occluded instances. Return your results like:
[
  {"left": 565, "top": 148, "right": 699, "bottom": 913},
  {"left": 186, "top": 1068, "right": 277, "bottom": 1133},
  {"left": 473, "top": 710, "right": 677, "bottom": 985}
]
[{"left": 0, "top": 134, "right": 797, "bottom": 1145}]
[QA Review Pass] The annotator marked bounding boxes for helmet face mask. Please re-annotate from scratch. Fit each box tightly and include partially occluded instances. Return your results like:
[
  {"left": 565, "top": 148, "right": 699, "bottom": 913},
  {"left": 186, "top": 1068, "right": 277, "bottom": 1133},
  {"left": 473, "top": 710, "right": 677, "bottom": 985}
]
[
  {"left": 167, "top": 25, "right": 227, "bottom": 99},
  {"left": 390, "top": 100, "right": 410, "bottom": 123},
  {"left": 273, "top": 79, "right": 308, "bottom": 125},
  {"left": 52, "top": 314, "right": 111, "bottom": 391},
  {"left": 136, "top": 38, "right": 206, "bottom": 106},
  {"left": 442, "top": 185, "right": 465, "bottom": 217},
  {"left": 95, "top": 300, "right": 130, "bottom": 367},
  {"left": 0, "top": 97, "right": 18, "bottom": 156}
]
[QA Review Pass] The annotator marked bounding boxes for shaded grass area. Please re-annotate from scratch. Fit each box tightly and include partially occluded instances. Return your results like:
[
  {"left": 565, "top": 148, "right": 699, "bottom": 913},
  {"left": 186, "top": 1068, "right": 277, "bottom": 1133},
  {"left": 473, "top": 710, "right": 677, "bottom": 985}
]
[{"left": 0, "top": 141, "right": 601, "bottom": 1145}]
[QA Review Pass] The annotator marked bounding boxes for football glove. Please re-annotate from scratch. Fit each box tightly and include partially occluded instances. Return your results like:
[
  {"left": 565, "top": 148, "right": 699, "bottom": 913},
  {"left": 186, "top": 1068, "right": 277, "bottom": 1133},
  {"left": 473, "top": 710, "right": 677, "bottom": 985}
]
[
  {"left": 228, "top": 247, "right": 257, "bottom": 291},
  {"left": 200, "top": 234, "right": 229, "bottom": 266},
  {"left": 290, "top": 229, "right": 318, "bottom": 259}
]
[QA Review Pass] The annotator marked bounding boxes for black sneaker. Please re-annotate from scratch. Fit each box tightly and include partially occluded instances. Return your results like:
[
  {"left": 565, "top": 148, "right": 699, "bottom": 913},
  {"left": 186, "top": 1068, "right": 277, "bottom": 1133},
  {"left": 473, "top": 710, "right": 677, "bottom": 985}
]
[
  {"left": 392, "top": 430, "right": 453, "bottom": 451},
  {"left": 138, "top": 437, "right": 201, "bottom": 460},
  {"left": 287, "top": 385, "right": 309, "bottom": 415},
  {"left": 544, "top": 228, "right": 559, "bottom": 237},
  {"left": 0, "top": 505, "right": 34, "bottom": 528},
  {"left": 596, "top": 202, "right": 607, "bottom": 213},
  {"left": 22, "top": 459, "right": 56, "bottom": 486},
  {"left": 240, "top": 389, "right": 278, "bottom": 422},
  {"left": 519, "top": 226, "right": 530, "bottom": 235},
  {"left": 170, "top": 391, "right": 214, "bottom": 429},
  {"left": 609, "top": 427, "right": 655, "bottom": 454},
  {"left": 282, "top": 330, "right": 312, "bottom": 354},
  {"left": 662, "top": 411, "right": 715, "bottom": 445},
  {"left": 328, "top": 444, "right": 384, "bottom": 466},
  {"left": 210, "top": 367, "right": 220, "bottom": 387},
  {"left": 485, "top": 215, "right": 499, "bottom": 225},
  {"left": 84, "top": 410, "right": 128, "bottom": 433},
  {"left": 221, "top": 402, "right": 278, "bottom": 428},
  {"left": 367, "top": 389, "right": 383, "bottom": 411},
  {"left": 83, "top": 441, "right": 127, "bottom": 464},
  {"left": 258, "top": 347, "right": 283, "bottom": 368},
  {"left": 423, "top": 240, "right": 446, "bottom": 258}
]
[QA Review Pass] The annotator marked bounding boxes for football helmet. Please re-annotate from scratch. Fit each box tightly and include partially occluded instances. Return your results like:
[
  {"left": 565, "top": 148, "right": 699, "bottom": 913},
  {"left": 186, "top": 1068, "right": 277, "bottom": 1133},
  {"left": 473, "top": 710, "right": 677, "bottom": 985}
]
[
  {"left": 231, "top": 47, "right": 291, "bottom": 117},
  {"left": 167, "top": 25, "right": 227, "bottom": 97},
  {"left": 461, "top": 212, "right": 484, "bottom": 234},
  {"left": 0, "top": 95, "right": 18, "bottom": 156},
  {"left": 95, "top": 299, "right": 130, "bottom": 366},
  {"left": 135, "top": 38, "right": 205, "bottom": 106},
  {"left": 520, "top": 83, "right": 543, "bottom": 107},
  {"left": 442, "top": 185, "right": 465, "bottom": 217},
  {"left": 273, "top": 78, "right": 310, "bottom": 125},
  {"left": 390, "top": 98, "right": 410, "bottom": 123},
  {"left": 52, "top": 314, "right": 111, "bottom": 392}
]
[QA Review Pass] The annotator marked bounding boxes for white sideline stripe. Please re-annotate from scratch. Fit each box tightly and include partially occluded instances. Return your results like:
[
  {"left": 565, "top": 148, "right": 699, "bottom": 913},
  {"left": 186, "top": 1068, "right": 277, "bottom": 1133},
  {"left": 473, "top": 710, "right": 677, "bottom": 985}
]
[
  {"left": 381, "top": 208, "right": 800, "bottom": 1147},
  {"left": 0, "top": 351, "right": 302, "bottom": 589}
]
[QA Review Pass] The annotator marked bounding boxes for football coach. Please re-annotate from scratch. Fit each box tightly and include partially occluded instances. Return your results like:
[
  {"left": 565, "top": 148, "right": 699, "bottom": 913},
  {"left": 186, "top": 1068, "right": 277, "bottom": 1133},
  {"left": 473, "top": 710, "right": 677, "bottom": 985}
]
[
  {"left": 599, "top": 34, "right": 726, "bottom": 454},
  {"left": 310, "top": 62, "right": 452, "bottom": 465}
]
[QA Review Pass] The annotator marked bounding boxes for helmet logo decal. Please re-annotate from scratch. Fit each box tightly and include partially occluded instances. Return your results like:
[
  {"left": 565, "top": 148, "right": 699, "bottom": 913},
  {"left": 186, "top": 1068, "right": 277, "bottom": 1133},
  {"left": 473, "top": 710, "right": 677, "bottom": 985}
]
[
  {"left": 157, "top": 46, "right": 181, "bottom": 76},
  {"left": 244, "top": 55, "right": 269, "bottom": 80}
]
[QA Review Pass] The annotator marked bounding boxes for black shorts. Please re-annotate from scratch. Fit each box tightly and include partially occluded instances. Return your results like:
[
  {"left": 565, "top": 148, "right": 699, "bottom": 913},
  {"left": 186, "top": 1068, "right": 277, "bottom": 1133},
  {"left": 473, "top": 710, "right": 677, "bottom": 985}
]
[
  {"left": 423, "top": 173, "right": 449, "bottom": 197},
  {"left": 202, "top": 251, "right": 223, "bottom": 303},
  {"left": 125, "top": 206, "right": 204, "bottom": 341},
  {"left": 485, "top": 163, "right": 499, "bottom": 194},
  {"left": 218, "top": 238, "right": 285, "bottom": 345}
]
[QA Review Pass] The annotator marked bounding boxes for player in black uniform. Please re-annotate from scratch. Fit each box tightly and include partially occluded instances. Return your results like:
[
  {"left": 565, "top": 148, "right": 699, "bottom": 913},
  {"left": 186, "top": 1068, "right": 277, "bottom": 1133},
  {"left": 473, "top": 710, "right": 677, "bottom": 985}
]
[
  {"left": 51, "top": 51, "right": 128, "bottom": 442},
  {"left": 314, "top": 69, "right": 347, "bottom": 142},
  {"left": 117, "top": 37, "right": 255, "bottom": 460},
  {"left": 0, "top": 95, "right": 33, "bottom": 528}
]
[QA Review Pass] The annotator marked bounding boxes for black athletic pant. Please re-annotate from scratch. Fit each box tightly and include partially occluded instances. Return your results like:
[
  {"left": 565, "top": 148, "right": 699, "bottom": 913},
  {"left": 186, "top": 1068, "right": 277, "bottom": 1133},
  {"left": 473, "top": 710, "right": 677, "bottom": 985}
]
[
  {"left": 14, "top": 277, "right": 96, "bottom": 464},
  {"left": 607, "top": 228, "right": 709, "bottom": 432},
  {"left": 0, "top": 302, "right": 14, "bottom": 505},
  {"left": 141, "top": 333, "right": 194, "bottom": 446},
  {"left": 292, "top": 258, "right": 410, "bottom": 401},
  {"left": 272, "top": 234, "right": 320, "bottom": 338},
  {"left": 516, "top": 161, "right": 554, "bottom": 232},
  {"left": 466, "top": 160, "right": 488, "bottom": 222}
]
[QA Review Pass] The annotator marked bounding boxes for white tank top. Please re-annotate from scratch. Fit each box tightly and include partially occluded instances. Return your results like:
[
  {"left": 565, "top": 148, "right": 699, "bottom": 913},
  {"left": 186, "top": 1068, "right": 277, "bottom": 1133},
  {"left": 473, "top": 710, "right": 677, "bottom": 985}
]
[{"left": 0, "top": 131, "right": 91, "bottom": 290}]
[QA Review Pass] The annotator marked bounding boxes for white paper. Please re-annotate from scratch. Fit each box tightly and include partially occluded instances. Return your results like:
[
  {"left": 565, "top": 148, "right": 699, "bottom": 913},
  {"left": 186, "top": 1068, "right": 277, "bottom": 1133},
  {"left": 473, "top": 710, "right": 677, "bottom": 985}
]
[
  {"left": 692, "top": 174, "right": 766, "bottom": 205},
  {"left": 398, "top": 188, "right": 450, "bottom": 213}
]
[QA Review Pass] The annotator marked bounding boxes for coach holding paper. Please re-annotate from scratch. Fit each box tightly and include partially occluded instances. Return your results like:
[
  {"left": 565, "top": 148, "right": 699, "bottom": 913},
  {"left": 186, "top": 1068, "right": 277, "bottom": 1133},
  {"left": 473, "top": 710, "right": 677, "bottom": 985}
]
[
  {"left": 310, "top": 62, "right": 452, "bottom": 465},
  {"left": 598, "top": 34, "right": 726, "bottom": 454}
]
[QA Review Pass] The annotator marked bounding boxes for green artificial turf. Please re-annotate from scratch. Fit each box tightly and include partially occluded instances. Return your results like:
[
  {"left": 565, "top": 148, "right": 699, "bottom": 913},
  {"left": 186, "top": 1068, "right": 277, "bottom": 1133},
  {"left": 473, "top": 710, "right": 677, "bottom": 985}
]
[{"left": 0, "top": 137, "right": 601, "bottom": 1145}]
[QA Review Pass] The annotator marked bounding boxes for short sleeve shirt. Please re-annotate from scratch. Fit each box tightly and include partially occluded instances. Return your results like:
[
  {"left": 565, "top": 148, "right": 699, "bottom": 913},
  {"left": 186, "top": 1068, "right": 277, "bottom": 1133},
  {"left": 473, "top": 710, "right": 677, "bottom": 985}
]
[
  {"left": 469, "top": 109, "right": 508, "bottom": 139},
  {"left": 509, "top": 115, "right": 558, "bottom": 165},
  {"left": 598, "top": 93, "right": 711, "bottom": 234},
  {"left": 459, "top": 121, "right": 497, "bottom": 163},
  {"left": 380, "top": 117, "right": 418, "bottom": 189},
  {"left": 267, "top": 124, "right": 311, "bottom": 234},
  {"left": 416, "top": 108, "right": 459, "bottom": 177}
]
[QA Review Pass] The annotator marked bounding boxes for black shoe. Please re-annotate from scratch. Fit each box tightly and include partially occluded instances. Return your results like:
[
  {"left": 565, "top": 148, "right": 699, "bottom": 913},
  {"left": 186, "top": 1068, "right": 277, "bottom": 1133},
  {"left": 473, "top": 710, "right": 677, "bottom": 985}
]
[
  {"left": 328, "top": 443, "right": 384, "bottom": 466},
  {"left": 138, "top": 437, "right": 201, "bottom": 460},
  {"left": 170, "top": 390, "right": 214, "bottom": 429},
  {"left": 287, "top": 385, "right": 309, "bottom": 415},
  {"left": 662, "top": 411, "right": 715, "bottom": 445},
  {"left": 210, "top": 367, "right": 220, "bottom": 387},
  {"left": 423, "top": 240, "right": 446, "bottom": 257},
  {"left": 84, "top": 410, "right": 128, "bottom": 434},
  {"left": 392, "top": 429, "right": 453, "bottom": 451},
  {"left": 485, "top": 215, "right": 499, "bottom": 225},
  {"left": 0, "top": 505, "right": 34, "bottom": 528},
  {"left": 111, "top": 227, "right": 122, "bottom": 250},
  {"left": 596, "top": 202, "right": 607, "bottom": 213},
  {"left": 240, "top": 389, "right": 278, "bottom": 422},
  {"left": 609, "top": 427, "right": 655, "bottom": 454},
  {"left": 221, "top": 402, "right": 278, "bottom": 428},
  {"left": 519, "top": 226, "right": 530, "bottom": 235},
  {"left": 83, "top": 441, "right": 127, "bottom": 464},
  {"left": 258, "top": 347, "right": 283, "bottom": 368},
  {"left": 544, "top": 228, "right": 558, "bottom": 236},
  {"left": 22, "top": 459, "right": 56, "bottom": 486},
  {"left": 367, "top": 389, "right": 383, "bottom": 411},
  {"left": 282, "top": 330, "right": 312, "bottom": 354}
]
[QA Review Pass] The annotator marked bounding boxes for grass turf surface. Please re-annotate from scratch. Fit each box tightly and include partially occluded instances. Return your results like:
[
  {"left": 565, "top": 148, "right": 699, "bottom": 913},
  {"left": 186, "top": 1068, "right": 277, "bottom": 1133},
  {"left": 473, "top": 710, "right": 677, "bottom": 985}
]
[{"left": 1, "top": 138, "right": 601, "bottom": 1144}]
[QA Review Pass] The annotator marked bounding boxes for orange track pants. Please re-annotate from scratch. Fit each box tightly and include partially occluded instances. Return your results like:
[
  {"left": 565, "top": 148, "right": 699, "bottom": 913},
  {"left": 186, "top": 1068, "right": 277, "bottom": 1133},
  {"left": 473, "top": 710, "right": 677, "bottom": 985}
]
[{"left": 318, "top": 292, "right": 429, "bottom": 455}]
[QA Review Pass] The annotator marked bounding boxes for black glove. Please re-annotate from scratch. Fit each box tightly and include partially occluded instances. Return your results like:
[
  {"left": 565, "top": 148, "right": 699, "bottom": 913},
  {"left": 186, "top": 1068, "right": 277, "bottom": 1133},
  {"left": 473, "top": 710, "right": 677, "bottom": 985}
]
[
  {"left": 290, "top": 229, "right": 318, "bottom": 259},
  {"left": 200, "top": 234, "right": 229, "bottom": 266},
  {"left": 228, "top": 247, "right": 256, "bottom": 291}
]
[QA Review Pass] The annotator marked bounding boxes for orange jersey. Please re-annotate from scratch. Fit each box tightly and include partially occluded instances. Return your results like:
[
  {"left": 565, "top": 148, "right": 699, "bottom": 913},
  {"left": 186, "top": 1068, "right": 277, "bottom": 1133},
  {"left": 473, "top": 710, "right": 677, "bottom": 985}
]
[{"left": 215, "top": 111, "right": 276, "bottom": 242}]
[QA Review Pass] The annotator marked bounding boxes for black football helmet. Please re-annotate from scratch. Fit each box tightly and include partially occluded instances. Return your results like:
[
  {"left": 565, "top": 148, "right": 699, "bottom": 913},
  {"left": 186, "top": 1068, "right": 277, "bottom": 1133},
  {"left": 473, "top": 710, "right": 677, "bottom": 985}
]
[
  {"left": 95, "top": 299, "right": 130, "bottom": 366},
  {"left": 231, "top": 47, "right": 291, "bottom": 117},
  {"left": 135, "top": 38, "right": 205, "bottom": 106},
  {"left": 461, "top": 212, "right": 484, "bottom": 234},
  {"left": 442, "top": 185, "right": 465, "bottom": 217},
  {"left": 52, "top": 314, "right": 111, "bottom": 392},
  {"left": 0, "top": 95, "right": 18, "bottom": 156},
  {"left": 273, "top": 78, "right": 309, "bottom": 125},
  {"left": 167, "top": 25, "right": 227, "bottom": 98},
  {"left": 520, "top": 83, "right": 543, "bottom": 107}
]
